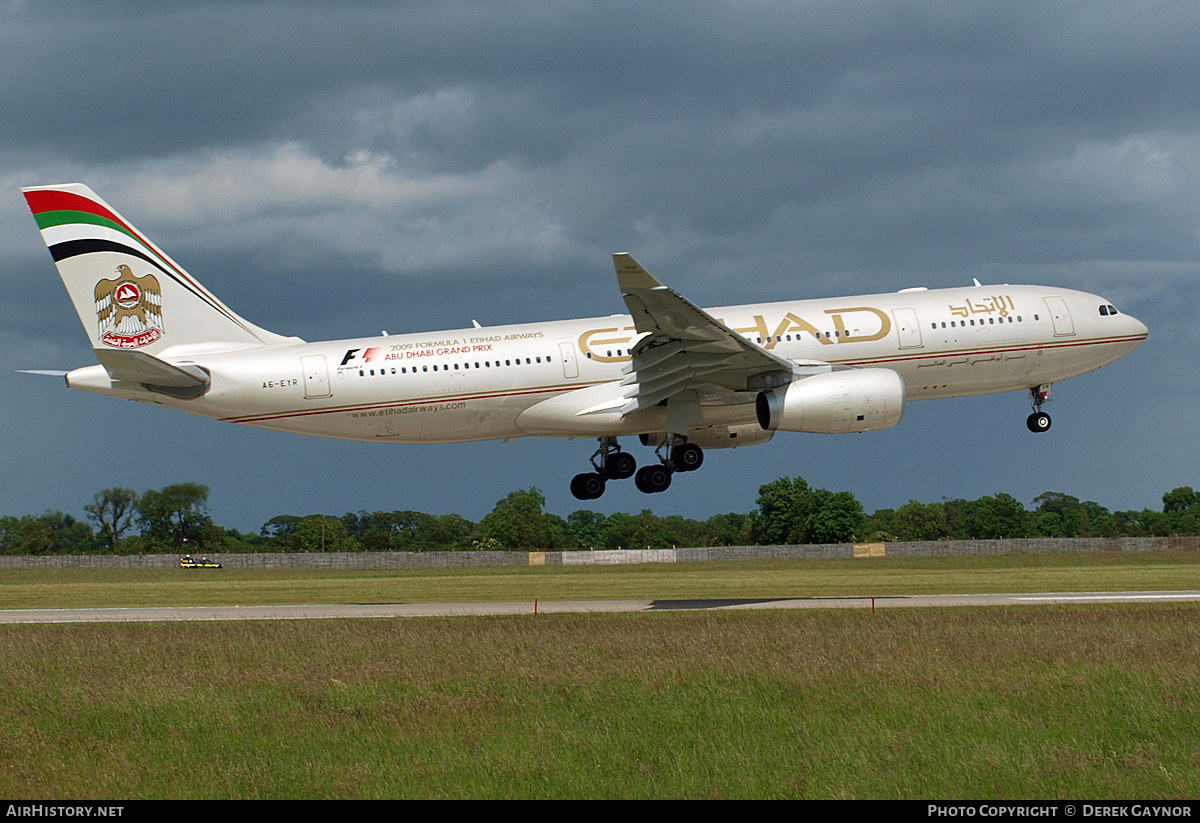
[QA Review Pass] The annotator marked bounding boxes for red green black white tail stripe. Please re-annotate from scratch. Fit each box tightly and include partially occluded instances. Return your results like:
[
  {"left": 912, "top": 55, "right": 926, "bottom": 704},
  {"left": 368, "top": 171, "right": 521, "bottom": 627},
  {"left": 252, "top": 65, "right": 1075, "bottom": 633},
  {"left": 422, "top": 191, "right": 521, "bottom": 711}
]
[{"left": 22, "top": 183, "right": 291, "bottom": 353}]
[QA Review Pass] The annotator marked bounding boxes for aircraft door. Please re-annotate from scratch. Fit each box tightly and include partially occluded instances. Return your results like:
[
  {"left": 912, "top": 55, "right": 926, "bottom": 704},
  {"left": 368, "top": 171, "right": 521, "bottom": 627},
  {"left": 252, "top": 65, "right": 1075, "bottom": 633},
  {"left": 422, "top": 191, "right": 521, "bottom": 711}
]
[
  {"left": 893, "top": 308, "right": 924, "bottom": 349},
  {"left": 559, "top": 341, "right": 579, "bottom": 379},
  {"left": 1043, "top": 297, "right": 1075, "bottom": 336},
  {"left": 302, "top": 354, "right": 332, "bottom": 398}
]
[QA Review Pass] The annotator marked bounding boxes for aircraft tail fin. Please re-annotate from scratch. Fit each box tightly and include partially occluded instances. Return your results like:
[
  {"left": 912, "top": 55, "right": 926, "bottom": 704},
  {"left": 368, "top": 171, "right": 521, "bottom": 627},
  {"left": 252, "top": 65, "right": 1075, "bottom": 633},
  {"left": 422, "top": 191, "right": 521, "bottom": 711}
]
[{"left": 22, "top": 183, "right": 295, "bottom": 356}]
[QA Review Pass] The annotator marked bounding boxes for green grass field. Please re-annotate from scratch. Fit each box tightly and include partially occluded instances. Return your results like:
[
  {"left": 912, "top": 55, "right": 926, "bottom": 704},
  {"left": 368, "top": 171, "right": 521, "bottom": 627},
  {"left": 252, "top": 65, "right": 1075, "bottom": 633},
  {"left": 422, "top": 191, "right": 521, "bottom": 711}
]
[
  {"left": 1, "top": 552, "right": 1198, "bottom": 799},
  {"left": 2, "top": 550, "right": 1199, "bottom": 609}
]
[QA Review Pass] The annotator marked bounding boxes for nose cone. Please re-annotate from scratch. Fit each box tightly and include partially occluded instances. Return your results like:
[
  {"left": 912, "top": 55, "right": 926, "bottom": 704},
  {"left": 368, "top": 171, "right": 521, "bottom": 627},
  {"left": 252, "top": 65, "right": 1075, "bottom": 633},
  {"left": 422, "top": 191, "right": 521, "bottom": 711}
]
[
  {"left": 1125, "top": 312, "right": 1149, "bottom": 342},
  {"left": 1111, "top": 311, "right": 1148, "bottom": 365}
]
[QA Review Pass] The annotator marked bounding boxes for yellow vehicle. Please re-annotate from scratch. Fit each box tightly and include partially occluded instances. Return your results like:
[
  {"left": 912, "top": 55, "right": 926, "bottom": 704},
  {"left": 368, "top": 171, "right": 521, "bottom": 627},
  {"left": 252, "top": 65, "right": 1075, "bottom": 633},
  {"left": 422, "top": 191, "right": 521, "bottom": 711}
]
[{"left": 179, "top": 555, "right": 222, "bottom": 569}]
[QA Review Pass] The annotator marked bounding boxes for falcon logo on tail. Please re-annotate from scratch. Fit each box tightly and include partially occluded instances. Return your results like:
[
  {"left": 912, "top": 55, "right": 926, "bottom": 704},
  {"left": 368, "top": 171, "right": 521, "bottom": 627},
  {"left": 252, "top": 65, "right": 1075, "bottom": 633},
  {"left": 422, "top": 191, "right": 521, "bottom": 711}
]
[{"left": 95, "top": 264, "right": 163, "bottom": 348}]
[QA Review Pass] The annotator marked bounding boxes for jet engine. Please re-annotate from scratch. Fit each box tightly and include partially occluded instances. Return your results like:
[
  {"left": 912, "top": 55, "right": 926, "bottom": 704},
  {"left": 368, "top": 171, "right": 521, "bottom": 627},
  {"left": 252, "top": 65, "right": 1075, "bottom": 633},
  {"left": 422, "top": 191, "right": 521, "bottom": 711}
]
[
  {"left": 756, "top": 369, "right": 905, "bottom": 434},
  {"left": 641, "top": 423, "right": 774, "bottom": 450}
]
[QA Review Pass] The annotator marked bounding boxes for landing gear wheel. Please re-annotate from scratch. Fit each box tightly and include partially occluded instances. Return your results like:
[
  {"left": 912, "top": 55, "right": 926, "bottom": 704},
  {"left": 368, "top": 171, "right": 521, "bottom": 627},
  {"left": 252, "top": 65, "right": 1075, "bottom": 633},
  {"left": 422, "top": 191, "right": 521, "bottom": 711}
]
[
  {"left": 570, "top": 472, "right": 606, "bottom": 500},
  {"left": 608, "top": 451, "right": 637, "bottom": 480},
  {"left": 1027, "top": 384, "right": 1053, "bottom": 433},
  {"left": 1026, "top": 411, "right": 1052, "bottom": 433},
  {"left": 671, "top": 443, "right": 703, "bottom": 472},
  {"left": 634, "top": 464, "right": 672, "bottom": 494}
]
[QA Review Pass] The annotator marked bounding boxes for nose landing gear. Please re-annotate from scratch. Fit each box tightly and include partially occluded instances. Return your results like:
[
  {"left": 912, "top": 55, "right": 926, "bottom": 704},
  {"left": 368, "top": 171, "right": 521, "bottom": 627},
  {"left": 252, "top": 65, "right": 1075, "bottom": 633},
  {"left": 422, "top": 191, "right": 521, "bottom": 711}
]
[{"left": 1026, "top": 384, "right": 1052, "bottom": 433}]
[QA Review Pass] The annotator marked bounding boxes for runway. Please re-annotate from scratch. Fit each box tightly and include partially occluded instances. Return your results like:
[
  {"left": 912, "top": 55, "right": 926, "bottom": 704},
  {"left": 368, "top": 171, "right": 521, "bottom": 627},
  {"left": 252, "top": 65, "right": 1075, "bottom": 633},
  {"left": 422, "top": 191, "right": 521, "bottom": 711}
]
[{"left": 2, "top": 590, "right": 1198, "bottom": 623}]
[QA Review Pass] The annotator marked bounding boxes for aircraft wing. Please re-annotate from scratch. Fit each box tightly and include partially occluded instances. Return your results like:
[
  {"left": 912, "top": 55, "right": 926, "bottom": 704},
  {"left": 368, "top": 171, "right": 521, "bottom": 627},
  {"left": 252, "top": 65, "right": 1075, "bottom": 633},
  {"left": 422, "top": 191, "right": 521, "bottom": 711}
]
[{"left": 614, "top": 254, "right": 813, "bottom": 414}]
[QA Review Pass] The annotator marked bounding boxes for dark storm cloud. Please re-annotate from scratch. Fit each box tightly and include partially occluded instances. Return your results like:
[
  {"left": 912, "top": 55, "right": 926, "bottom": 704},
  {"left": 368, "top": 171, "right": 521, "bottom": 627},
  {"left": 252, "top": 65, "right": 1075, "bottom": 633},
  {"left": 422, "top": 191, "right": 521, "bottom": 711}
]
[
  {"left": 10, "top": 3, "right": 1200, "bottom": 163},
  {"left": 8, "top": 0, "right": 1200, "bottom": 286}
]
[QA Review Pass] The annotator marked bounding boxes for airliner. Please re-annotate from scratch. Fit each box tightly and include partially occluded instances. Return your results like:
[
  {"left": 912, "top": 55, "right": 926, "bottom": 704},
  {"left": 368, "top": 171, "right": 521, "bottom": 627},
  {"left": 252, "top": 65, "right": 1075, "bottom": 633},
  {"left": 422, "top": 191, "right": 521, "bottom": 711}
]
[{"left": 21, "top": 183, "right": 1147, "bottom": 500}]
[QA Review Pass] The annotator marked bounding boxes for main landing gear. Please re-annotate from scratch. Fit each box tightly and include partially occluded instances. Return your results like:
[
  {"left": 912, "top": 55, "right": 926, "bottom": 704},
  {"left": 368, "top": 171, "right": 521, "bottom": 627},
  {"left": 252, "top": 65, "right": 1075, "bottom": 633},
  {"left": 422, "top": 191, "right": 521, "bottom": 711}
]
[
  {"left": 569, "top": 437, "right": 636, "bottom": 501},
  {"left": 631, "top": 436, "right": 703, "bottom": 494},
  {"left": 570, "top": 435, "right": 704, "bottom": 500},
  {"left": 1026, "top": 383, "right": 1052, "bottom": 433}
]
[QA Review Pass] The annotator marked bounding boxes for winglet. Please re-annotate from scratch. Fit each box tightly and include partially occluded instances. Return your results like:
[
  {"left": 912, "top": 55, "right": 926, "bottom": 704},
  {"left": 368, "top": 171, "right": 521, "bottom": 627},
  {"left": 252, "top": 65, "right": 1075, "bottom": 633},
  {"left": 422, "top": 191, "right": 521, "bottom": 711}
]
[{"left": 613, "top": 253, "right": 663, "bottom": 292}]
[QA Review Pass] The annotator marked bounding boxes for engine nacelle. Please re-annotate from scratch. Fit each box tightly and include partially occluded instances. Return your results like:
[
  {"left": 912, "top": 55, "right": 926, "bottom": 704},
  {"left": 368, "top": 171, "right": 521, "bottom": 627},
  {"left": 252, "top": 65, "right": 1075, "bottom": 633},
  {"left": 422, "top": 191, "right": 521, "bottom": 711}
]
[
  {"left": 639, "top": 424, "right": 773, "bottom": 450},
  {"left": 756, "top": 369, "right": 905, "bottom": 434},
  {"left": 687, "top": 423, "right": 775, "bottom": 449}
]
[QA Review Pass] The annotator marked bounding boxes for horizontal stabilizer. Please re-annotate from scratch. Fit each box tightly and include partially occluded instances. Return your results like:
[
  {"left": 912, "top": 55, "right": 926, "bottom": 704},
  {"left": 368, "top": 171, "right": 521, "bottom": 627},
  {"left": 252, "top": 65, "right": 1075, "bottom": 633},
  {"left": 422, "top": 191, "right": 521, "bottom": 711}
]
[
  {"left": 94, "top": 349, "right": 210, "bottom": 398},
  {"left": 16, "top": 369, "right": 69, "bottom": 377}
]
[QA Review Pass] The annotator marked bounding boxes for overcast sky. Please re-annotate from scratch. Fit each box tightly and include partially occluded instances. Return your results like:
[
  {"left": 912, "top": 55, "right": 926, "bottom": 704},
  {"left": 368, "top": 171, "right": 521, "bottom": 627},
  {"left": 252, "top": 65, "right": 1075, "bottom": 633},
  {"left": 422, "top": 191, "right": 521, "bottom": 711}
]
[{"left": 2, "top": 1, "right": 1197, "bottom": 533}]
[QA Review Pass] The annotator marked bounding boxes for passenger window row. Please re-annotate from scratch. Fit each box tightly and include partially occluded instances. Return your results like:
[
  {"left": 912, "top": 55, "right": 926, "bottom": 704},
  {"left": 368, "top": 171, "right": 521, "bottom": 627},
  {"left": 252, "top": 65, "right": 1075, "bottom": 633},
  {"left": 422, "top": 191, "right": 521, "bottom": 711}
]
[
  {"left": 573, "top": 302, "right": 1086, "bottom": 362},
  {"left": 932, "top": 316, "right": 1028, "bottom": 329},
  {"left": 757, "top": 332, "right": 844, "bottom": 343},
  {"left": 358, "top": 355, "right": 554, "bottom": 377}
]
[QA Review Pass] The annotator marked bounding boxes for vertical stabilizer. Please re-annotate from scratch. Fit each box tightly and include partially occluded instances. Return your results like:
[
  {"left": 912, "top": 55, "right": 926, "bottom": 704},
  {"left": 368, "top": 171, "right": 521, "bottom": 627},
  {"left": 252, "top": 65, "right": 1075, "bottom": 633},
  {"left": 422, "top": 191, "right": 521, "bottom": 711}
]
[{"left": 22, "top": 183, "right": 292, "bottom": 355}]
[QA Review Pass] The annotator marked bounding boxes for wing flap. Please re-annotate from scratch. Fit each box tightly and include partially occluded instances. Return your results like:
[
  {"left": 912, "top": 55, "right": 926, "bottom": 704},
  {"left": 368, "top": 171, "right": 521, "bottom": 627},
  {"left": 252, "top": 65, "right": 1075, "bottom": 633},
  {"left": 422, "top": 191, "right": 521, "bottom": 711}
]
[
  {"left": 619, "top": 348, "right": 741, "bottom": 387},
  {"left": 612, "top": 253, "right": 803, "bottom": 415}
]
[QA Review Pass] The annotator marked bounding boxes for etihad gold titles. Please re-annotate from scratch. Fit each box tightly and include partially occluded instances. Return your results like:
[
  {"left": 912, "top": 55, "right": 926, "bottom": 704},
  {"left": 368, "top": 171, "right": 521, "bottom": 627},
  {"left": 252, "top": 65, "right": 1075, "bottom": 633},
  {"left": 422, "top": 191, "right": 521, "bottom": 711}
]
[{"left": 23, "top": 184, "right": 1147, "bottom": 499}]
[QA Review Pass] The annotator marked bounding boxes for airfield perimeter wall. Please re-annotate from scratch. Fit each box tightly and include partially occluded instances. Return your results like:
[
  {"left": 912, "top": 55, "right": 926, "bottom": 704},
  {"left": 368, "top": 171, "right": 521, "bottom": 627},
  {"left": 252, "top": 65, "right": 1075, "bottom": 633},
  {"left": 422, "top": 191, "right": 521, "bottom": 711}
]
[{"left": 2, "top": 536, "right": 1199, "bottom": 569}]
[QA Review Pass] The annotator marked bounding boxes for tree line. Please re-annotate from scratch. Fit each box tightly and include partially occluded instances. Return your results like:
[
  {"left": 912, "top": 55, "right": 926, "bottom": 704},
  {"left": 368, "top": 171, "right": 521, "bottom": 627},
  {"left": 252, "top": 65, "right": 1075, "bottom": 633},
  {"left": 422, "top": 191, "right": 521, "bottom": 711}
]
[{"left": 3, "top": 479, "right": 1200, "bottom": 555}]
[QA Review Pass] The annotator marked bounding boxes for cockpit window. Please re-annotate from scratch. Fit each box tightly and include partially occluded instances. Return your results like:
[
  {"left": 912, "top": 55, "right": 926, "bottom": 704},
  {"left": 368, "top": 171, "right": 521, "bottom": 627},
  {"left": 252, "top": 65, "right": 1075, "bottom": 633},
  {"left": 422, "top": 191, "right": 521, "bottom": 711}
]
[{"left": 1099, "top": 304, "right": 1120, "bottom": 316}]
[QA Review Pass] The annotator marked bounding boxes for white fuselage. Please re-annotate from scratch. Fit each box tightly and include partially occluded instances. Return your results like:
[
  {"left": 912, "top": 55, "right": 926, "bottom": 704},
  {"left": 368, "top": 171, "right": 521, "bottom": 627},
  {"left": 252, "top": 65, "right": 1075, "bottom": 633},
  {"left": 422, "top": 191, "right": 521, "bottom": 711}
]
[{"left": 65, "top": 282, "right": 1147, "bottom": 446}]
